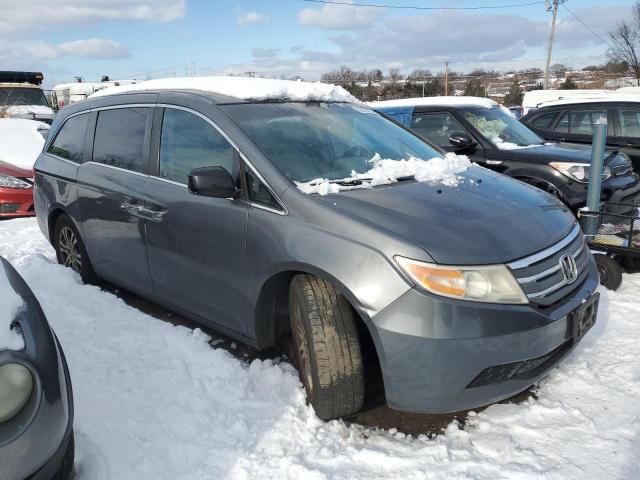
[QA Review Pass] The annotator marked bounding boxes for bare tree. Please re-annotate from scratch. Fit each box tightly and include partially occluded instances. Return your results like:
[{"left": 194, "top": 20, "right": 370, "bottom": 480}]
[
  {"left": 608, "top": 1, "right": 640, "bottom": 85},
  {"left": 388, "top": 67, "right": 402, "bottom": 84}
]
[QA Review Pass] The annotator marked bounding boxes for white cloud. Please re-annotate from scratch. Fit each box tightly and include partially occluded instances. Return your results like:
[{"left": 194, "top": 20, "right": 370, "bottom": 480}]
[
  {"left": 22, "top": 38, "right": 130, "bottom": 60},
  {"left": 0, "top": 0, "right": 186, "bottom": 32},
  {"left": 298, "top": 0, "right": 382, "bottom": 30},
  {"left": 225, "top": 5, "right": 628, "bottom": 81},
  {"left": 238, "top": 11, "right": 270, "bottom": 26}
]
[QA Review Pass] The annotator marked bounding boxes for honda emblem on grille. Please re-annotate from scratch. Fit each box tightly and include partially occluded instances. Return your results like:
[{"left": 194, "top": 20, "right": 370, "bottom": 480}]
[{"left": 560, "top": 254, "right": 578, "bottom": 284}]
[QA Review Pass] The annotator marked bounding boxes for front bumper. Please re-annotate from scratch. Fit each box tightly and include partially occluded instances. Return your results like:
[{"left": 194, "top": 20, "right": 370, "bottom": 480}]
[
  {"left": 0, "top": 259, "right": 73, "bottom": 480},
  {"left": 370, "top": 256, "right": 600, "bottom": 414},
  {"left": 561, "top": 175, "right": 640, "bottom": 212},
  {"left": 0, "top": 186, "right": 35, "bottom": 218}
]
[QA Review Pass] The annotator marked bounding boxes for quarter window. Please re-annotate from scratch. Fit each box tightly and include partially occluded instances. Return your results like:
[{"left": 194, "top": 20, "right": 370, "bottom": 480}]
[
  {"left": 159, "top": 108, "right": 235, "bottom": 183},
  {"left": 93, "top": 107, "right": 151, "bottom": 173},
  {"left": 410, "top": 112, "right": 467, "bottom": 147},
  {"left": 616, "top": 109, "right": 640, "bottom": 138},
  {"left": 245, "top": 167, "right": 281, "bottom": 210},
  {"left": 47, "top": 113, "right": 89, "bottom": 162}
]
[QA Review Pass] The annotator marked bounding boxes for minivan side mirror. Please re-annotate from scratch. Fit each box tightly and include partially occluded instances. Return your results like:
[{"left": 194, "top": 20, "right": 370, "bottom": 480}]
[
  {"left": 449, "top": 132, "right": 477, "bottom": 150},
  {"left": 188, "top": 166, "right": 238, "bottom": 198}
]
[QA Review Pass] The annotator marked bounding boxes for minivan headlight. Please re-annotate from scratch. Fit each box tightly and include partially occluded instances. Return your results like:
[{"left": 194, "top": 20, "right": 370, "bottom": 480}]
[
  {"left": 550, "top": 162, "right": 611, "bottom": 183},
  {"left": 0, "top": 173, "right": 31, "bottom": 189},
  {"left": 395, "top": 257, "right": 528, "bottom": 304},
  {"left": 0, "top": 363, "right": 33, "bottom": 423}
]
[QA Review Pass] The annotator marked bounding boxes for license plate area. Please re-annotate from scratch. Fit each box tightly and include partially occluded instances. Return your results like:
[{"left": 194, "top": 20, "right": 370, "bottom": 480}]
[{"left": 570, "top": 292, "right": 599, "bottom": 343}]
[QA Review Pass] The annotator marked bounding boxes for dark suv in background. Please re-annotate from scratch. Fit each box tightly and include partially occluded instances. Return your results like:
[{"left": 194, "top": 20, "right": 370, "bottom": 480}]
[
  {"left": 34, "top": 78, "right": 599, "bottom": 420},
  {"left": 521, "top": 97, "right": 640, "bottom": 173},
  {"left": 371, "top": 97, "right": 640, "bottom": 213}
]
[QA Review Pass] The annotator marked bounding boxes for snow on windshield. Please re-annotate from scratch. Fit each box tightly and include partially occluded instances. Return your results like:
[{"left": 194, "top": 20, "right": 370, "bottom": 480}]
[
  {"left": 296, "top": 153, "right": 472, "bottom": 195},
  {"left": 91, "top": 76, "right": 360, "bottom": 103},
  {"left": 0, "top": 119, "right": 49, "bottom": 170},
  {"left": 0, "top": 262, "right": 24, "bottom": 351},
  {"left": 492, "top": 138, "right": 539, "bottom": 150}
]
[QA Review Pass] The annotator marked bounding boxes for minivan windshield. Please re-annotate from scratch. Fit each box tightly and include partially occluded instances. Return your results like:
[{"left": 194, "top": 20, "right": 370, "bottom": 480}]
[
  {"left": 222, "top": 102, "right": 443, "bottom": 182},
  {"left": 0, "top": 87, "right": 49, "bottom": 107},
  {"left": 461, "top": 107, "right": 543, "bottom": 148}
]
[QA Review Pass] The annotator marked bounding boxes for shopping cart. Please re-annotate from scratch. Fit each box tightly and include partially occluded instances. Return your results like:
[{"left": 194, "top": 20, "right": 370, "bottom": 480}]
[{"left": 579, "top": 202, "right": 640, "bottom": 290}]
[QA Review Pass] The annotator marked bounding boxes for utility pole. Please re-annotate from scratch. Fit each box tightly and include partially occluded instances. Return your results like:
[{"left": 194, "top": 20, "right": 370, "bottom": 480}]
[
  {"left": 444, "top": 62, "right": 450, "bottom": 96},
  {"left": 543, "top": 0, "right": 566, "bottom": 89}
]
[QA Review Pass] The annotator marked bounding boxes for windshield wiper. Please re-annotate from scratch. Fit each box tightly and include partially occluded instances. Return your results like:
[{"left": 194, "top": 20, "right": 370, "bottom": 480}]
[
  {"left": 328, "top": 175, "right": 415, "bottom": 186},
  {"left": 328, "top": 178, "right": 372, "bottom": 186}
]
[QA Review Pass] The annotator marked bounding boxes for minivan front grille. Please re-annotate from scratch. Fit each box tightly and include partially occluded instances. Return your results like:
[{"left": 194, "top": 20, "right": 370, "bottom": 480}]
[{"left": 508, "top": 224, "right": 590, "bottom": 307}]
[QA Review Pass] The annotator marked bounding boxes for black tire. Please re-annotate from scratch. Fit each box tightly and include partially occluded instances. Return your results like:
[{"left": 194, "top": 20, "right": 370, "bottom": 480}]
[
  {"left": 289, "top": 274, "right": 365, "bottom": 420},
  {"left": 594, "top": 254, "right": 622, "bottom": 291},
  {"left": 54, "top": 432, "right": 75, "bottom": 480},
  {"left": 53, "top": 214, "right": 98, "bottom": 284}
]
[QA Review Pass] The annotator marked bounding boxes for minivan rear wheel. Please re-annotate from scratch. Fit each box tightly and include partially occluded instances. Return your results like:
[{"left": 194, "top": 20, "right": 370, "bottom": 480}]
[
  {"left": 289, "top": 274, "right": 365, "bottom": 420},
  {"left": 54, "top": 214, "right": 98, "bottom": 284}
]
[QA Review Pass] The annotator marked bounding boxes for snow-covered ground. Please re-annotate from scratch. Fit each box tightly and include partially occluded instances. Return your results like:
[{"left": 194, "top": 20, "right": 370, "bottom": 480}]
[{"left": 1, "top": 217, "right": 640, "bottom": 479}]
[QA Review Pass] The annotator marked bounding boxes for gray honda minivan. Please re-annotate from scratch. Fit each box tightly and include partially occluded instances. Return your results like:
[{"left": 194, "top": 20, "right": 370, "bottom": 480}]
[{"left": 34, "top": 78, "right": 599, "bottom": 420}]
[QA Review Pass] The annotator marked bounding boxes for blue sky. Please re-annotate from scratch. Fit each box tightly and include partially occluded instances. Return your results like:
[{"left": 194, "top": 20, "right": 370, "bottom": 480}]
[{"left": 0, "top": 0, "right": 631, "bottom": 88}]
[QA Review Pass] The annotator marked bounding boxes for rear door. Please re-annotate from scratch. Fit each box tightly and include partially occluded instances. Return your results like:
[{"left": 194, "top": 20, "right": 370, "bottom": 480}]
[
  {"left": 144, "top": 105, "right": 250, "bottom": 333},
  {"left": 610, "top": 105, "right": 640, "bottom": 172},
  {"left": 76, "top": 100, "right": 155, "bottom": 297}
]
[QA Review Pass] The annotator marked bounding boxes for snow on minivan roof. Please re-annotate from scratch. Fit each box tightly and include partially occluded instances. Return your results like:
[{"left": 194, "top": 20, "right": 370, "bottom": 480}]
[
  {"left": 90, "top": 76, "right": 360, "bottom": 103},
  {"left": 536, "top": 96, "right": 640, "bottom": 108},
  {"left": 369, "top": 96, "right": 498, "bottom": 109}
]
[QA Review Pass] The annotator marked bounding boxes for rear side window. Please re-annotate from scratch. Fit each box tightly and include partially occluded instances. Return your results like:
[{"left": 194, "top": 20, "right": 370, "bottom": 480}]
[
  {"left": 616, "top": 109, "right": 640, "bottom": 137},
  {"left": 530, "top": 112, "right": 557, "bottom": 129},
  {"left": 47, "top": 113, "right": 88, "bottom": 162},
  {"left": 410, "top": 112, "right": 467, "bottom": 147},
  {"left": 93, "top": 107, "right": 151, "bottom": 173},
  {"left": 159, "top": 108, "right": 235, "bottom": 183},
  {"left": 555, "top": 110, "right": 607, "bottom": 135}
]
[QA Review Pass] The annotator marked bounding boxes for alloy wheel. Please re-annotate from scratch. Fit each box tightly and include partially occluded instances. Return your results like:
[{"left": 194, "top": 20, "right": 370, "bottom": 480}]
[{"left": 58, "top": 226, "right": 82, "bottom": 273}]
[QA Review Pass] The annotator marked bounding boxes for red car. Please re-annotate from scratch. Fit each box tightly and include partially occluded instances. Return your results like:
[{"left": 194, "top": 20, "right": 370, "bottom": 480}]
[{"left": 0, "top": 161, "right": 34, "bottom": 217}]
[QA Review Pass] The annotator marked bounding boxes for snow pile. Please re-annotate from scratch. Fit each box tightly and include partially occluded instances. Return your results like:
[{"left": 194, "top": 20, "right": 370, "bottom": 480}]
[
  {"left": 296, "top": 152, "right": 472, "bottom": 195},
  {"left": 0, "top": 261, "right": 24, "bottom": 351},
  {"left": 91, "top": 76, "right": 360, "bottom": 103},
  {"left": 5, "top": 105, "right": 54, "bottom": 117},
  {"left": 492, "top": 137, "right": 539, "bottom": 150},
  {"left": 369, "top": 96, "right": 497, "bottom": 109},
  {"left": 2, "top": 218, "right": 640, "bottom": 479},
  {"left": 0, "top": 119, "right": 49, "bottom": 170}
]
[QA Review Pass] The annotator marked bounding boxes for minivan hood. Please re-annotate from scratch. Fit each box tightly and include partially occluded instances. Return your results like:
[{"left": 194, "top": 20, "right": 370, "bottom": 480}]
[{"left": 319, "top": 166, "right": 575, "bottom": 265}]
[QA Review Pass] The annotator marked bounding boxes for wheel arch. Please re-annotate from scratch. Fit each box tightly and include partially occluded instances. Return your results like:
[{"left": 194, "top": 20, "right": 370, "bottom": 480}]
[
  {"left": 47, "top": 207, "right": 68, "bottom": 244},
  {"left": 253, "top": 264, "right": 386, "bottom": 403},
  {"left": 253, "top": 263, "right": 375, "bottom": 349}
]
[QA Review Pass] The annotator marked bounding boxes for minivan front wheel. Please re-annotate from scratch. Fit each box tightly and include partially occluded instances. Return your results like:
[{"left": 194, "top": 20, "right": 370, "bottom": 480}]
[
  {"left": 54, "top": 214, "right": 97, "bottom": 284},
  {"left": 289, "top": 274, "right": 365, "bottom": 420}
]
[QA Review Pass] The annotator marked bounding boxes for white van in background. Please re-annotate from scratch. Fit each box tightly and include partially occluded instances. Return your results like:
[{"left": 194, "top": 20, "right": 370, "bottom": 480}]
[
  {"left": 522, "top": 89, "right": 612, "bottom": 115},
  {"left": 52, "top": 79, "right": 139, "bottom": 109}
]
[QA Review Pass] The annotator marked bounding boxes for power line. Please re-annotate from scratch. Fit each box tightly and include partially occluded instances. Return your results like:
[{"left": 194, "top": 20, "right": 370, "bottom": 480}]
[
  {"left": 302, "top": 0, "right": 545, "bottom": 11},
  {"left": 561, "top": 4, "right": 614, "bottom": 50}
]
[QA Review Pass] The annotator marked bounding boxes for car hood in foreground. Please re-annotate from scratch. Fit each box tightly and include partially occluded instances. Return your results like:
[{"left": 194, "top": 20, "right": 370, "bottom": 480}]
[
  {"left": 319, "top": 166, "right": 576, "bottom": 265},
  {"left": 0, "top": 161, "right": 32, "bottom": 178}
]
